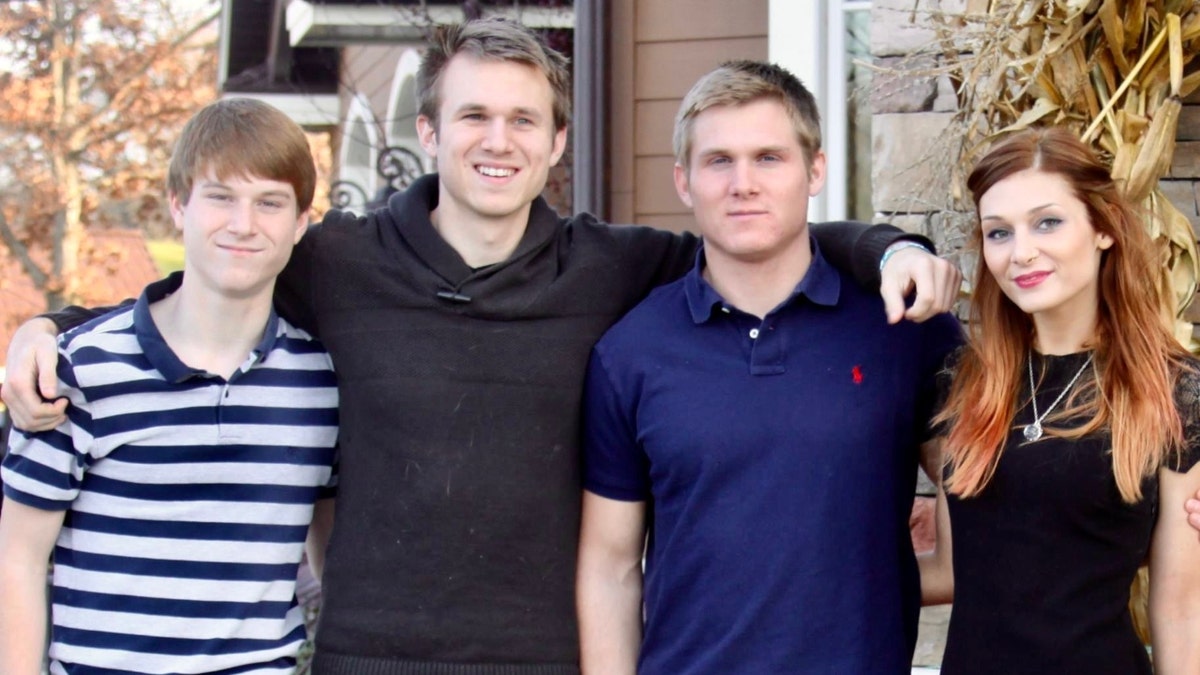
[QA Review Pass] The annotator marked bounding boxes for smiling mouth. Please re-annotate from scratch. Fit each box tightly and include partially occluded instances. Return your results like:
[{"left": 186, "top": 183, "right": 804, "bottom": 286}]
[
  {"left": 1013, "top": 271, "right": 1050, "bottom": 288},
  {"left": 477, "top": 165, "right": 516, "bottom": 178}
]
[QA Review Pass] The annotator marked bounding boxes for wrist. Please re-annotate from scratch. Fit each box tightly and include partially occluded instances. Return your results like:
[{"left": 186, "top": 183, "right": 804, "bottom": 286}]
[{"left": 879, "top": 240, "right": 932, "bottom": 273}]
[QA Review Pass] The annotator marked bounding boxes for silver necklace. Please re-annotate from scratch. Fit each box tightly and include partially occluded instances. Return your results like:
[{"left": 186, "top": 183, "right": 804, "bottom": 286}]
[{"left": 1023, "top": 351, "right": 1093, "bottom": 442}]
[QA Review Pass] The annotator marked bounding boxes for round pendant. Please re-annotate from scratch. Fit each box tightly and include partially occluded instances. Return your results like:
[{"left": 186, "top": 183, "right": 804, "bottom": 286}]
[{"left": 1023, "top": 422, "right": 1043, "bottom": 442}]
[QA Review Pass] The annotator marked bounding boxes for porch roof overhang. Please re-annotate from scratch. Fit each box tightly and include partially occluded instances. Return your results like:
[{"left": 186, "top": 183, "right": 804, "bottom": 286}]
[{"left": 284, "top": 0, "right": 575, "bottom": 47}]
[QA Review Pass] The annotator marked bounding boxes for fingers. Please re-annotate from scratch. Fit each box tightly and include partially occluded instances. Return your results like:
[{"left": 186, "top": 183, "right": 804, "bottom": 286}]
[
  {"left": 35, "top": 345, "right": 60, "bottom": 400},
  {"left": 3, "top": 317, "right": 66, "bottom": 431},
  {"left": 881, "top": 250, "right": 961, "bottom": 323},
  {"left": 1187, "top": 498, "right": 1200, "bottom": 536},
  {"left": 881, "top": 276, "right": 910, "bottom": 325},
  {"left": 905, "top": 259, "right": 962, "bottom": 322}
]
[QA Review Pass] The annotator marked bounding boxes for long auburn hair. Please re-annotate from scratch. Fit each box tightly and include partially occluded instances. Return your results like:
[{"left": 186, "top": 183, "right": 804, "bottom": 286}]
[{"left": 938, "top": 127, "right": 1189, "bottom": 503}]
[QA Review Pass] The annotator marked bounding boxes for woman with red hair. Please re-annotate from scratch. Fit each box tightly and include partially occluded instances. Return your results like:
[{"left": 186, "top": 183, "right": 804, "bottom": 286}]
[{"left": 922, "top": 127, "right": 1200, "bottom": 674}]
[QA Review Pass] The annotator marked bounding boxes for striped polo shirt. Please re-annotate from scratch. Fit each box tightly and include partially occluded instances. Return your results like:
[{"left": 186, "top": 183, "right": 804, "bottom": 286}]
[{"left": 2, "top": 274, "right": 339, "bottom": 675}]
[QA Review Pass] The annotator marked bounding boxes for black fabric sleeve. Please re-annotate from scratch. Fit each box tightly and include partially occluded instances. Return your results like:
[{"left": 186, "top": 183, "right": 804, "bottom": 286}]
[
  {"left": 273, "top": 210, "right": 337, "bottom": 336},
  {"left": 810, "top": 221, "right": 936, "bottom": 291},
  {"left": 41, "top": 302, "right": 130, "bottom": 333}
]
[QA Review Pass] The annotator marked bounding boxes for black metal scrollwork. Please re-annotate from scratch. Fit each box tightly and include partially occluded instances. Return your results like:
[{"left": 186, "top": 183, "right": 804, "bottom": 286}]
[
  {"left": 329, "top": 180, "right": 368, "bottom": 209},
  {"left": 377, "top": 145, "right": 424, "bottom": 190}
]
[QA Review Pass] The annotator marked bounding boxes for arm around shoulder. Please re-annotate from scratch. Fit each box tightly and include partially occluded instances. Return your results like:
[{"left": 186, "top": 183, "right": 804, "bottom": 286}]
[{"left": 2, "top": 317, "right": 67, "bottom": 431}]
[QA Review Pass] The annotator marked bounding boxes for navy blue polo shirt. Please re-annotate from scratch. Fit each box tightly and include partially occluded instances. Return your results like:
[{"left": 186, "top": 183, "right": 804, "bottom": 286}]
[{"left": 583, "top": 241, "right": 962, "bottom": 674}]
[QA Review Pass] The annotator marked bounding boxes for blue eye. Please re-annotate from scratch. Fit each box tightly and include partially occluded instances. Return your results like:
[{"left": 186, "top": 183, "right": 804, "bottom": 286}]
[
  {"left": 1035, "top": 217, "right": 1063, "bottom": 231},
  {"left": 984, "top": 228, "right": 1010, "bottom": 242}
]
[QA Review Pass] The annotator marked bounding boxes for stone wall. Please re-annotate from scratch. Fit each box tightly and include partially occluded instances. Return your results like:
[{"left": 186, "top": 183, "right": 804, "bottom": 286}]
[{"left": 869, "top": 0, "right": 1200, "bottom": 311}]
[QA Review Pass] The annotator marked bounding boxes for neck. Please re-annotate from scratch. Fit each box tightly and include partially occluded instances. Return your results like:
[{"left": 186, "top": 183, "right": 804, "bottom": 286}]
[
  {"left": 148, "top": 277, "right": 274, "bottom": 379},
  {"left": 431, "top": 184, "right": 531, "bottom": 268},
  {"left": 1031, "top": 302, "right": 1099, "bottom": 356},
  {"left": 703, "top": 238, "right": 813, "bottom": 318}
]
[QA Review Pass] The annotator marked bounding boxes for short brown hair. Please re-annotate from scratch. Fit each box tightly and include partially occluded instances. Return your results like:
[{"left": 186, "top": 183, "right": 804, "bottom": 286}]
[
  {"left": 417, "top": 17, "right": 572, "bottom": 131},
  {"left": 167, "top": 98, "right": 317, "bottom": 212},
  {"left": 673, "top": 60, "right": 822, "bottom": 168}
]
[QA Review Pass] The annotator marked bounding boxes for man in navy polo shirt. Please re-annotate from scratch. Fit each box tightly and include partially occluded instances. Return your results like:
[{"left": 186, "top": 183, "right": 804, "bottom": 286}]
[{"left": 576, "top": 61, "right": 963, "bottom": 674}]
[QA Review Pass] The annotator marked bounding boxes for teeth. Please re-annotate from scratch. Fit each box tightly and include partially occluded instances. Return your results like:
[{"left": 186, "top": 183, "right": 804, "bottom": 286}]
[{"left": 478, "top": 166, "right": 515, "bottom": 178}]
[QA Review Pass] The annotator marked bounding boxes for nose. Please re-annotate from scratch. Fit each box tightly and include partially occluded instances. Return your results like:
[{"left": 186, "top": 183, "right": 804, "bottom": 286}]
[
  {"left": 1010, "top": 228, "right": 1038, "bottom": 265},
  {"left": 226, "top": 201, "right": 254, "bottom": 235},
  {"left": 481, "top": 117, "right": 512, "bottom": 153},
  {"left": 729, "top": 161, "right": 759, "bottom": 197}
]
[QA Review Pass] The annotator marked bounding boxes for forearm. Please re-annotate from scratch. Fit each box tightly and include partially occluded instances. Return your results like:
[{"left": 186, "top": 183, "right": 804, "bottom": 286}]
[
  {"left": 1149, "top": 597, "right": 1200, "bottom": 674},
  {"left": 918, "top": 479, "right": 953, "bottom": 605},
  {"left": 577, "top": 563, "right": 643, "bottom": 674},
  {"left": 810, "top": 221, "right": 935, "bottom": 291},
  {"left": 1149, "top": 463, "right": 1200, "bottom": 674},
  {"left": 0, "top": 560, "right": 50, "bottom": 675},
  {"left": 305, "top": 498, "right": 335, "bottom": 581},
  {"left": 917, "top": 551, "right": 953, "bottom": 606},
  {"left": 41, "top": 303, "right": 125, "bottom": 333}
]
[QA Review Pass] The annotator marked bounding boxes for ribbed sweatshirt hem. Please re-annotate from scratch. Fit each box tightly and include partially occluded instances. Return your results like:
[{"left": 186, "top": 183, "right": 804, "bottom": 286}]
[{"left": 311, "top": 652, "right": 579, "bottom": 675}]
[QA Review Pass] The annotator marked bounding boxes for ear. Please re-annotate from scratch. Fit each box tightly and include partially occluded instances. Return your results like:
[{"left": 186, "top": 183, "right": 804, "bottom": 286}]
[
  {"left": 673, "top": 163, "right": 693, "bottom": 209},
  {"left": 1096, "top": 231, "right": 1114, "bottom": 250},
  {"left": 549, "top": 125, "right": 568, "bottom": 167},
  {"left": 168, "top": 190, "right": 187, "bottom": 231},
  {"left": 416, "top": 115, "right": 438, "bottom": 158},
  {"left": 293, "top": 211, "right": 311, "bottom": 245},
  {"left": 806, "top": 150, "right": 827, "bottom": 197}
]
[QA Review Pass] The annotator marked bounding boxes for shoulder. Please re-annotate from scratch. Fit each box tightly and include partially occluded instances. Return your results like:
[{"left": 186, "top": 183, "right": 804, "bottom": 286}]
[
  {"left": 59, "top": 305, "right": 138, "bottom": 358},
  {"left": 595, "top": 279, "right": 689, "bottom": 352},
  {"left": 564, "top": 213, "right": 693, "bottom": 252},
  {"left": 271, "top": 317, "right": 335, "bottom": 369}
]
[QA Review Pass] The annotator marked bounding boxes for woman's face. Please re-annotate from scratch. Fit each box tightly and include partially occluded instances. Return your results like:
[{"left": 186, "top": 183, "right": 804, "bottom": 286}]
[{"left": 978, "top": 168, "right": 1114, "bottom": 326}]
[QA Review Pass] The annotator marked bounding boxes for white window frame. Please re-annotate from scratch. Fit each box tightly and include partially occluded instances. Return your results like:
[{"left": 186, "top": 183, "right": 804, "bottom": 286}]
[{"left": 769, "top": 0, "right": 870, "bottom": 222}]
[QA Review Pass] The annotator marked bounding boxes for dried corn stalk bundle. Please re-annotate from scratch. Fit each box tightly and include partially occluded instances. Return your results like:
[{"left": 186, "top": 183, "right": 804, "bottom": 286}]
[{"left": 925, "top": 0, "right": 1200, "bottom": 348}]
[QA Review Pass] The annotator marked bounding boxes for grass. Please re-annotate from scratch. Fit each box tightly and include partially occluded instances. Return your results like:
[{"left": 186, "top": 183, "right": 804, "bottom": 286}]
[{"left": 145, "top": 238, "right": 185, "bottom": 276}]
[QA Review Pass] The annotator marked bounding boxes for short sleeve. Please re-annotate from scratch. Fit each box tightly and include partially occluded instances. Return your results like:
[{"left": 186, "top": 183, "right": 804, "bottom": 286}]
[
  {"left": 926, "top": 343, "right": 969, "bottom": 441},
  {"left": 1, "top": 342, "right": 93, "bottom": 511},
  {"left": 581, "top": 347, "right": 651, "bottom": 502},
  {"left": 1172, "top": 362, "right": 1200, "bottom": 473},
  {"left": 917, "top": 317, "right": 965, "bottom": 442}
]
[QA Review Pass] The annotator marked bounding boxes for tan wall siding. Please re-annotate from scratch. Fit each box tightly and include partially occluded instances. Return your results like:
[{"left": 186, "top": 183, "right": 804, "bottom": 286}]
[{"left": 608, "top": 0, "right": 768, "bottom": 232}]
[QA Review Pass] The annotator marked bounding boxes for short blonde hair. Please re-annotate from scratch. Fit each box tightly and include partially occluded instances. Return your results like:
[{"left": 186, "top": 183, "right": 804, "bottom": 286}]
[{"left": 673, "top": 60, "right": 822, "bottom": 168}]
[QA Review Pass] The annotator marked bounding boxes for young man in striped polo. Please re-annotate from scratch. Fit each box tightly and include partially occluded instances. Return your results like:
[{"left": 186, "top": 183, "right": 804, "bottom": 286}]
[{"left": 0, "top": 99, "right": 339, "bottom": 675}]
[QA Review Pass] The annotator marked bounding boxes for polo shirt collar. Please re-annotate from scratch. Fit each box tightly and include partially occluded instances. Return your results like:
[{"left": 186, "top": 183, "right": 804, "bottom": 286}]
[
  {"left": 683, "top": 235, "right": 842, "bottom": 324},
  {"left": 132, "top": 271, "right": 282, "bottom": 383}
]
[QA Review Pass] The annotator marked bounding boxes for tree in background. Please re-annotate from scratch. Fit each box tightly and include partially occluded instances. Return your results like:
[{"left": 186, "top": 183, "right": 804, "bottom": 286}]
[{"left": 0, "top": 0, "right": 218, "bottom": 310}]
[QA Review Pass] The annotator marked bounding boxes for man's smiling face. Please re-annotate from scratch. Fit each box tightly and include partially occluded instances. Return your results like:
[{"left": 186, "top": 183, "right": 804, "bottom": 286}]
[{"left": 417, "top": 54, "right": 567, "bottom": 233}]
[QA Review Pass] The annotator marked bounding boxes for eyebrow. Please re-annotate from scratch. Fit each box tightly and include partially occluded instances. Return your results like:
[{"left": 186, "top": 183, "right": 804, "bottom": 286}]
[
  {"left": 196, "top": 181, "right": 294, "bottom": 200},
  {"left": 696, "top": 145, "right": 791, "bottom": 159},
  {"left": 980, "top": 202, "right": 1059, "bottom": 222},
  {"left": 455, "top": 103, "right": 545, "bottom": 120}
]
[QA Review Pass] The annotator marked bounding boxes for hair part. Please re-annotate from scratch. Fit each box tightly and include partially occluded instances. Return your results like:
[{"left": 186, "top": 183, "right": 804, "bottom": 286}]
[
  {"left": 672, "top": 60, "right": 822, "bottom": 168},
  {"left": 937, "top": 126, "right": 1189, "bottom": 503},
  {"left": 166, "top": 98, "right": 316, "bottom": 212},
  {"left": 416, "top": 17, "right": 572, "bottom": 132}
]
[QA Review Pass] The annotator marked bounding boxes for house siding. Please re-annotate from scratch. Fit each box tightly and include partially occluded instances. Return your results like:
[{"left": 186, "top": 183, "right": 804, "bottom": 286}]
[{"left": 608, "top": 0, "right": 768, "bottom": 230}]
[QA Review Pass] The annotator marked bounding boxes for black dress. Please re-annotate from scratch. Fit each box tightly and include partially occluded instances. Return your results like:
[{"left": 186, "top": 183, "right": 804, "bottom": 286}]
[{"left": 938, "top": 350, "right": 1200, "bottom": 675}]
